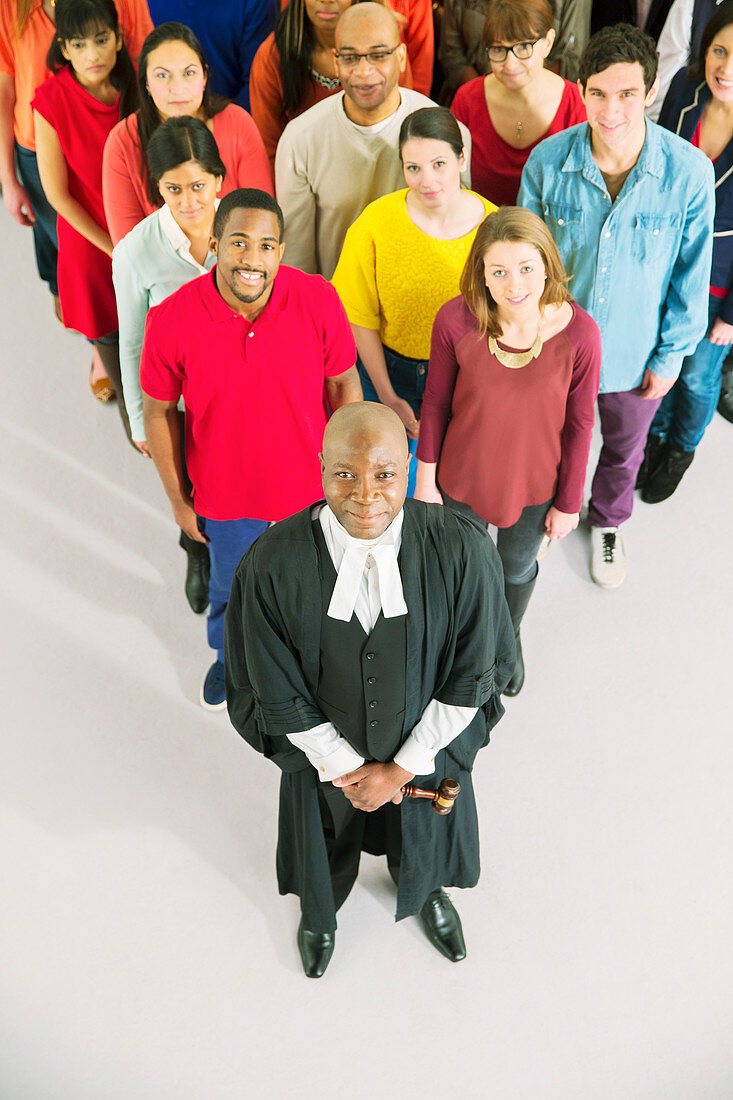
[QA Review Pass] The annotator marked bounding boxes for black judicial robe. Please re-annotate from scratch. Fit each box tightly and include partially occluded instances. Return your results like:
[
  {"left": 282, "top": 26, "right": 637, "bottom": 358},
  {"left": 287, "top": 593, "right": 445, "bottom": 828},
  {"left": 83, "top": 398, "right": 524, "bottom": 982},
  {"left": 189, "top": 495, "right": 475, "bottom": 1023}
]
[{"left": 224, "top": 499, "right": 515, "bottom": 929}]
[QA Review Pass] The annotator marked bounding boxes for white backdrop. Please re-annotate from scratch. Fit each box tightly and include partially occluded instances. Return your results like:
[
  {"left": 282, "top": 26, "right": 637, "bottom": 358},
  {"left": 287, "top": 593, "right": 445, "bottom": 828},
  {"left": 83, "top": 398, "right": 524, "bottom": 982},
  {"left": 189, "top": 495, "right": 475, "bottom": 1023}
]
[{"left": 1, "top": 207, "right": 732, "bottom": 1100}]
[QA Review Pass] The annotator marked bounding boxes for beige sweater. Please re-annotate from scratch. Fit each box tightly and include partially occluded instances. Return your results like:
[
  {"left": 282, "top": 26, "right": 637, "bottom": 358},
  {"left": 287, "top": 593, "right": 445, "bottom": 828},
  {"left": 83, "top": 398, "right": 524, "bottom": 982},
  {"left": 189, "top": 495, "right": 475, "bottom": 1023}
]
[{"left": 275, "top": 89, "right": 472, "bottom": 279}]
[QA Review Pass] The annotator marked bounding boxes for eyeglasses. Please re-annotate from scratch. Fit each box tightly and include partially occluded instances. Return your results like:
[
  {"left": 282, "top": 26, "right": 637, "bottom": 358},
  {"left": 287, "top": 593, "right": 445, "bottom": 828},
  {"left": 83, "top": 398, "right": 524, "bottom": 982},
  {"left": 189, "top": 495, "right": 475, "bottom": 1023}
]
[
  {"left": 334, "top": 44, "right": 401, "bottom": 68},
  {"left": 485, "top": 39, "right": 541, "bottom": 63}
]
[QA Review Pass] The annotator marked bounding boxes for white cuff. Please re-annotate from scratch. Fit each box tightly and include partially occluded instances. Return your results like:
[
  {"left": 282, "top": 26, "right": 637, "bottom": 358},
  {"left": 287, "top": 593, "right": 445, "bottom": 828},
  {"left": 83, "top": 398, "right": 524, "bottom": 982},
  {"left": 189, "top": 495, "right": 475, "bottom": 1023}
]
[
  {"left": 287, "top": 723, "right": 365, "bottom": 782},
  {"left": 393, "top": 700, "right": 478, "bottom": 776},
  {"left": 312, "top": 742, "right": 366, "bottom": 782},
  {"left": 394, "top": 734, "right": 438, "bottom": 777}
]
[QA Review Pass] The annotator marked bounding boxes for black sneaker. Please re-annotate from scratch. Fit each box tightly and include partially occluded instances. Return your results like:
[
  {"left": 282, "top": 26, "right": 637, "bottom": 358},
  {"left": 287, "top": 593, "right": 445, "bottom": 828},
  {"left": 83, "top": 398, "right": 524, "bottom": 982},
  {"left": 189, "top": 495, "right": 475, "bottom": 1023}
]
[{"left": 641, "top": 447, "right": 694, "bottom": 504}]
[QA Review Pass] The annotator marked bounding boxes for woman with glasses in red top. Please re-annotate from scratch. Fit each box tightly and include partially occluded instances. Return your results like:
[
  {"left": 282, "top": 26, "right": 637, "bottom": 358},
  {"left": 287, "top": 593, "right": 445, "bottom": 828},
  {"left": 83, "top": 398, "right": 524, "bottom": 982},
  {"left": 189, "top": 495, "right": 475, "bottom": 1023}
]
[{"left": 450, "top": 0, "right": 585, "bottom": 206}]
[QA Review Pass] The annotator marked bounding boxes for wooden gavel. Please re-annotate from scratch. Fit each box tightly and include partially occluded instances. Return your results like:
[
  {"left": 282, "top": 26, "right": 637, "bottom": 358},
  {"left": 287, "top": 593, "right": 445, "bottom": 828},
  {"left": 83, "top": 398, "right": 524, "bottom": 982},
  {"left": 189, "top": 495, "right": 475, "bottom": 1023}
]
[{"left": 400, "top": 778, "right": 460, "bottom": 814}]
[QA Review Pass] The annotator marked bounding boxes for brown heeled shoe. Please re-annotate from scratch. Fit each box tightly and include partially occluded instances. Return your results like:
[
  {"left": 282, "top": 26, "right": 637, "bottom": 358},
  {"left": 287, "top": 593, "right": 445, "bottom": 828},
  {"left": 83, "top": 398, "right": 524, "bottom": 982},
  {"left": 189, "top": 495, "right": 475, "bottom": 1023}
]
[{"left": 89, "top": 362, "right": 116, "bottom": 403}]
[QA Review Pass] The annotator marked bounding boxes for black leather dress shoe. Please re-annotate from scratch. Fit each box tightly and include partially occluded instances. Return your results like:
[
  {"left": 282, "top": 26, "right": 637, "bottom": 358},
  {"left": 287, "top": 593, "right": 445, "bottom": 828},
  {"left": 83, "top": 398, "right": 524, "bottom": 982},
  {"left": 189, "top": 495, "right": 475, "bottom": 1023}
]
[
  {"left": 297, "top": 919, "right": 335, "bottom": 978},
  {"left": 504, "top": 634, "right": 524, "bottom": 697},
  {"left": 179, "top": 530, "right": 210, "bottom": 614},
  {"left": 641, "top": 446, "right": 694, "bottom": 504},
  {"left": 419, "top": 889, "right": 466, "bottom": 962}
]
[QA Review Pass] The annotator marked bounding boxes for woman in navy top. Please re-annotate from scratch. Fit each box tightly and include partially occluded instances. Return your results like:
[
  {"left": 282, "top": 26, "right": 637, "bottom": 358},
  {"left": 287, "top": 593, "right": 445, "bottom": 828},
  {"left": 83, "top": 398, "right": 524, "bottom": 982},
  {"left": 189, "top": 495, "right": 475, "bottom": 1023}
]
[{"left": 639, "top": 4, "right": 733, "bottom": 502}]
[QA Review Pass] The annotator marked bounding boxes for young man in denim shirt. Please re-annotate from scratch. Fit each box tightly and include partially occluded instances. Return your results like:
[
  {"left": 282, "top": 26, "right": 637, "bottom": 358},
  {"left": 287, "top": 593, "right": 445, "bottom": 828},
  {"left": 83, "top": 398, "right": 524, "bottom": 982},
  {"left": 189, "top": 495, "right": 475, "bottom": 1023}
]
[{"left": 519, "top": 23, "right": 714, "bottom": 587}]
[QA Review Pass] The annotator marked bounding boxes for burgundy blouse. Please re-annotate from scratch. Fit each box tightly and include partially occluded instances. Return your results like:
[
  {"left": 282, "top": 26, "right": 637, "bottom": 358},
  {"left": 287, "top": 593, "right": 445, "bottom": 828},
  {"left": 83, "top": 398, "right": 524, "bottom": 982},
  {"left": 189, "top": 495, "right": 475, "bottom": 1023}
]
[{"left": 417, "top": 297, "right": 601, "bottom": 528}]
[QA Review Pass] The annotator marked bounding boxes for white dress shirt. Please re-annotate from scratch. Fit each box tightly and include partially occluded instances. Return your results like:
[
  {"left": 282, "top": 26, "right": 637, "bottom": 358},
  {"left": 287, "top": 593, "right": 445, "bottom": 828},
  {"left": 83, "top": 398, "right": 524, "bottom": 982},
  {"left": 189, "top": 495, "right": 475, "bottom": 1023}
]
[
  {"left": 286, "top": 505, "right": 477, "bottom": 781},
  {"left": 646, "top": 0, "right": 727, "bottom": 122}
]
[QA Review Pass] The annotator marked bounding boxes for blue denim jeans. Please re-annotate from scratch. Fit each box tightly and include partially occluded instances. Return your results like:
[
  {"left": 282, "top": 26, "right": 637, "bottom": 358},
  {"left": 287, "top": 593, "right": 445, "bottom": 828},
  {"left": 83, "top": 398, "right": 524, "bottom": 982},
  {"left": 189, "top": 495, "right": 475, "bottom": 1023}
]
[
  {"left": 358, "top": 344, "right": 428, "bottom": 498},
  {"left": 651, "top": 295, "right": 729, "bottom": 451},
  {"left": 197, "top": 515, "right": 269, "bottom": 663},
  {"left": 15, "top": 144, "right": 59, "bottom": 297}
]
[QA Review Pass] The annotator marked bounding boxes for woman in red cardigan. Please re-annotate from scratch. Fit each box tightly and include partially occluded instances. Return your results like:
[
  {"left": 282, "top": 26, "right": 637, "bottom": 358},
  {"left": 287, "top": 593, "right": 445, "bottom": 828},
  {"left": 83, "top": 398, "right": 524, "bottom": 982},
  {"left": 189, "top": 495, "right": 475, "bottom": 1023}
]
[{"left": 103, "top": 21, "right": 272, "bottom": 245}]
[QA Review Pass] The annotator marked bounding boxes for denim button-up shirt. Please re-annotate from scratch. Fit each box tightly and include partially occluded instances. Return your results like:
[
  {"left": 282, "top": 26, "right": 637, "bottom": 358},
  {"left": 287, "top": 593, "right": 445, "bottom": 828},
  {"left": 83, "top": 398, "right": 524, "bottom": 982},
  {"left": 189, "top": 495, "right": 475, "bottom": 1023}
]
[{"left": 518, "top": 121, "right": 715, "bottom": 394}]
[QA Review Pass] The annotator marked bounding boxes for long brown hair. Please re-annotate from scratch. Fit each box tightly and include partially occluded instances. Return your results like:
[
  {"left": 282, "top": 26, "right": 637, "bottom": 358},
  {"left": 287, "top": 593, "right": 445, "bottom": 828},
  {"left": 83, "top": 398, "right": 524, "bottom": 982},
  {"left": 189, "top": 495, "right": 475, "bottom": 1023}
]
[
  {"left": 136, "top": 23, "right": 228, "bottom": 205},
  {"left": 460, "top": 207, "right": 571, "bottom": 339}
]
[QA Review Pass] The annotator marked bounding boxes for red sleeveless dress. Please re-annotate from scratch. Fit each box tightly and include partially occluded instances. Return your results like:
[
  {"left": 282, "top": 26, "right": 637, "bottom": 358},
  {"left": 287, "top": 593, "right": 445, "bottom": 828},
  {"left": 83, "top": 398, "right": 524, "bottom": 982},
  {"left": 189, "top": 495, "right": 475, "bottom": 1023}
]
[{"left": 33, "top": 66, "right": 119, "bottom": 339}]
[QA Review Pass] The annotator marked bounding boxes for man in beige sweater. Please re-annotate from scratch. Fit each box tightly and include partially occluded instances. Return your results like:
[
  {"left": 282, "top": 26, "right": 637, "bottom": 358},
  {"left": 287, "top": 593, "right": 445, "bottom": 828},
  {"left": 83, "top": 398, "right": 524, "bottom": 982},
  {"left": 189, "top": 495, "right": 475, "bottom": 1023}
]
[{"left": 275, "top": 2, "right": 471, "bottom": 279}]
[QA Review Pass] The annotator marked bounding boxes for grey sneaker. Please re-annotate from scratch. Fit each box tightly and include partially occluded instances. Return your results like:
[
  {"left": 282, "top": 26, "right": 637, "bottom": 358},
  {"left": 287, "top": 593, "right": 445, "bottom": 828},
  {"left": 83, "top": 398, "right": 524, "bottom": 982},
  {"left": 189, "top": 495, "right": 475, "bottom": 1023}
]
[{"left": 590, "top": 526, "right": 627, "bottom": 589}]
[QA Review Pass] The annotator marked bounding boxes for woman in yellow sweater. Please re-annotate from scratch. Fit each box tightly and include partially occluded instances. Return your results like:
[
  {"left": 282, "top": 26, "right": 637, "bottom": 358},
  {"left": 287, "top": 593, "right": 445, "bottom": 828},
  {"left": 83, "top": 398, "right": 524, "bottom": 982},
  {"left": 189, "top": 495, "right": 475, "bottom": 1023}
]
[{"left": 331, "top": 106, "right": 495, "bottom": 493}]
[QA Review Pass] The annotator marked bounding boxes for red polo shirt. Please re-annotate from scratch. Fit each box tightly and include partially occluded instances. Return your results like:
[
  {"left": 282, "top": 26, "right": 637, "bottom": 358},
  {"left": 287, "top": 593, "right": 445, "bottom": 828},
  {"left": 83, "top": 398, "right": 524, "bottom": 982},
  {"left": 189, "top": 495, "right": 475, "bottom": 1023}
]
[{"left": 140, "top": 265, "right": 356, "bottom": 521}]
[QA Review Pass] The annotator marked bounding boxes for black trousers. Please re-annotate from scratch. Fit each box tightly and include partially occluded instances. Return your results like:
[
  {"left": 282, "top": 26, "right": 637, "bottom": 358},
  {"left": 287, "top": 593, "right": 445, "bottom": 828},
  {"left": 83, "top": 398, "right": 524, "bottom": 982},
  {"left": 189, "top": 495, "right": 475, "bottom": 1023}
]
[{"left": 310, "top": 783, "right": 403, "bottom": 926}]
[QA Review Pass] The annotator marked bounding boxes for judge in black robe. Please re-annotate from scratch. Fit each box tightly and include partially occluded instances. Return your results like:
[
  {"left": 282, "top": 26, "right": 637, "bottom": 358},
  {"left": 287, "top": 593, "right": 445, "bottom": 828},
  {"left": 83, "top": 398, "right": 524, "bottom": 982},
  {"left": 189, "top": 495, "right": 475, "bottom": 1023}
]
[{"left": 224, "top": 403, "right": 515, "bottom": 968}]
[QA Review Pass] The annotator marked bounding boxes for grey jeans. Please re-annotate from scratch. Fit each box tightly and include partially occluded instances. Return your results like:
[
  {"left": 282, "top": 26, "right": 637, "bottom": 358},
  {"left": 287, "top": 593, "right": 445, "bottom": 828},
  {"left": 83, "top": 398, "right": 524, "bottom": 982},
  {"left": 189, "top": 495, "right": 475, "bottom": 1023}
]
[{"left": 442, "top": 493, "right": 550, "bottom": 585}]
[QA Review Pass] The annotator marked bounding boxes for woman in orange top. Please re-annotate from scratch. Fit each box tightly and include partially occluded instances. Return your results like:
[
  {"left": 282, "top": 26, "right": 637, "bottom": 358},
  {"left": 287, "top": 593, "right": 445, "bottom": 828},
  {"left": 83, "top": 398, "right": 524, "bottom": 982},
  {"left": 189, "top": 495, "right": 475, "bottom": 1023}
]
[
  {"left": 250, "top": 0, "right": 353, "bottom": 168},
  {"left": 103, "top": 21, "right": 273, "bottom": 245},
  {"left": 0, "top": 0, "right": 151, "bottom": 313},
  {"left": 251, "top": 0, "right": 432, "bottom": 167}
]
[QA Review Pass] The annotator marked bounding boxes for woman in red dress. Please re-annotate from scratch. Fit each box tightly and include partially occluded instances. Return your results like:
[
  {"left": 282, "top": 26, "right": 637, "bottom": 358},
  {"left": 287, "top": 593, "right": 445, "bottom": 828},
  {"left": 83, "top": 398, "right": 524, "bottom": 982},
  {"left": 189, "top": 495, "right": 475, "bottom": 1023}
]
[{"left": 33, "top": 0, "right": 137, "bottom": 433}]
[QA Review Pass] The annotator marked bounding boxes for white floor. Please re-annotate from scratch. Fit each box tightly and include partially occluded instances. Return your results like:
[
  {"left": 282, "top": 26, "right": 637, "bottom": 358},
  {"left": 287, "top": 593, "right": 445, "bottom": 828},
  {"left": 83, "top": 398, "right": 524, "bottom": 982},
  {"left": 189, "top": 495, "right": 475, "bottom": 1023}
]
[{"left": 2, "top": 205, "right": 732, "bottom": 1100}]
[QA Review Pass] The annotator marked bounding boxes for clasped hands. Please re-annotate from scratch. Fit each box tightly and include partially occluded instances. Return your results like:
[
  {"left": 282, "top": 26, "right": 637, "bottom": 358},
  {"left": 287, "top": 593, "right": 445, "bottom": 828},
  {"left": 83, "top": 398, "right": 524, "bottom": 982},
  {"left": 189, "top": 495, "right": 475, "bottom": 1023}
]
[{"left": 333, "top": 761, "right": 415, "bottom": 812}]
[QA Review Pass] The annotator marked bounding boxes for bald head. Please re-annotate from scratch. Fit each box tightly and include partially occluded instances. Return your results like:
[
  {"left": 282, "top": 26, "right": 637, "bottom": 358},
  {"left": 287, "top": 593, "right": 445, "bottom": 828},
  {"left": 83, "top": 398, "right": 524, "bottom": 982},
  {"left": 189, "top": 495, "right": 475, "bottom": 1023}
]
[
  {"left": 335, "top": 2, "right": 400, "bottom": 48},
  {"left": 321, "top": 402, "right": 410, "bottom": 539},
  {"left": 334, "top": 3, "right": 406, "bottom": 121},
  {"left": 323, "top": 401, "right": 407, "bottom": 458}
]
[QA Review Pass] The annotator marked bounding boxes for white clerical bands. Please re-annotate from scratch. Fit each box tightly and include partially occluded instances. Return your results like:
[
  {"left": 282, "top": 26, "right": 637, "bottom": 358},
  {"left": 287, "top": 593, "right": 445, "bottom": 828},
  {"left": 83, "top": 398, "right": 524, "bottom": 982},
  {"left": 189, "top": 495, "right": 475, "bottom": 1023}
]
[{"left": 327, "top": 542, "right": 408, "bottom": 622}]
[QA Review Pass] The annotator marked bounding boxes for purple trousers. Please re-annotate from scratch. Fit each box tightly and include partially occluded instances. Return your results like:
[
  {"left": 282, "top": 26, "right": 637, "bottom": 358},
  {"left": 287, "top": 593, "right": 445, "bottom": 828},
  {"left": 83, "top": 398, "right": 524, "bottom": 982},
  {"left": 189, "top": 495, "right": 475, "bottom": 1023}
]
[{"left": 587, "top": 387, "right": 662, "bottom": 529}]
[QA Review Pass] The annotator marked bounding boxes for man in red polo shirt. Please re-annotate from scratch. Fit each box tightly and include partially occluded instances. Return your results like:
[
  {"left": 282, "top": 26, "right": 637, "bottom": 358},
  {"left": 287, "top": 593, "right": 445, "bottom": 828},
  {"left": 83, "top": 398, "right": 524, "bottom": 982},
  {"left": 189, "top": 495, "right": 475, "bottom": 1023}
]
[{"left": 141, "top": 188, "right": 361, "bottom": 709}]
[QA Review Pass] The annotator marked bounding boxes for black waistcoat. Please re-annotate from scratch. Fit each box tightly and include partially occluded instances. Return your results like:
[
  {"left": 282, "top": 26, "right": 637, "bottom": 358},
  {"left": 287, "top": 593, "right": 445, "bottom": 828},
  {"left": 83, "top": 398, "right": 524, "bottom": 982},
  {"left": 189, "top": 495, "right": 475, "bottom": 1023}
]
[{"left": 313, "top": 521, "right": 407, "bottom": 763}]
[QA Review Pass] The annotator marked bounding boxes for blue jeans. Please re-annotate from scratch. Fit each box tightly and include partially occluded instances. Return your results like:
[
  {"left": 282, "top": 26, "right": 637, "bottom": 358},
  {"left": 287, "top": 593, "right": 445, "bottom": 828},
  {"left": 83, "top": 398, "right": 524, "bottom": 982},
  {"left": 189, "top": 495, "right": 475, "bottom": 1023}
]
[
  {"left": 197, "top": 516, "right": 269, "bottom": 664},
  {"left": 15, "top": 144, "right": 59, "bottom": 297},
  {"left": 651, "top": 295, "right": 729, "bottom": 451},
  {"left": 358, "top": 344, "right": 428, "bottom": 498}
]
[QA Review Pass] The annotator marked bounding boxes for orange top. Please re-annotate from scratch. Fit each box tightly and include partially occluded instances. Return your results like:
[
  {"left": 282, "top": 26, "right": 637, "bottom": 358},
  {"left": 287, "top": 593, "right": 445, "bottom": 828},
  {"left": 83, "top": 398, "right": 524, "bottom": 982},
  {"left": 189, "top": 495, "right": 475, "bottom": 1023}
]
[
  {"left": 103, "top": 104, "right": 274, "bottom": 245},
  {"left": 0, "top": 0, "right": 153, "bottom": 151},
  {"left": 250, "top": 29, "right": 417, "bottom": 168},
  {"left": 389, "top": 0, "right": 433, "bottom": 98},
  {"left": 275, "top": 0, "right": 432, "bottom": 94},
  {"left": 251, "top": 34, "right": 350, "bottom": 168}
]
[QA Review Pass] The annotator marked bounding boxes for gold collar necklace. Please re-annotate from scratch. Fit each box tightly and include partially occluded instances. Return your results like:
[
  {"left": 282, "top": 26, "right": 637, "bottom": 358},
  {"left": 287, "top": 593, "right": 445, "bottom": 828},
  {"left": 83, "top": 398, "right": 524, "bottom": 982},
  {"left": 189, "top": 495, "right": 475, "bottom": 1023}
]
[{"left": 489, "top": 326, "right": 543, "bottom": 369}]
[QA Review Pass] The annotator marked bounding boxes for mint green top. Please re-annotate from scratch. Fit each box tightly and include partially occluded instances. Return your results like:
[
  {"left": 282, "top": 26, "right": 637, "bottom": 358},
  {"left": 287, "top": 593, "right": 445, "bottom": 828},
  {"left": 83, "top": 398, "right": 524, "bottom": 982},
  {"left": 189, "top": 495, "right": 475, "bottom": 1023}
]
[{"left": 112, "top": 203, "right": 216, "bottom": 441}]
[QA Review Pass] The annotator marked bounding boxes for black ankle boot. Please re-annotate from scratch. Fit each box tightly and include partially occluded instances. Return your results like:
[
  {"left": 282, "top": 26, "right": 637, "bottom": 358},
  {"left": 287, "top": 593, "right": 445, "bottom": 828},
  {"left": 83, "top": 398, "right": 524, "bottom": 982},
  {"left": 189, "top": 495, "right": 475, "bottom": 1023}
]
[
  {"left": 718, "top": 369, "right": 733, "bottom": 423},
  {"left": 503, "top": 571, "right": 538, "bottom": 697},
  {"left": 179, "top": 529, "right": 210, "bottom": 614},
  {"left": 635, "top": 433, "right": 666, "bottom": 490},
  {"left": 641, "top": 446, "right": 695, "bottom": 504}
]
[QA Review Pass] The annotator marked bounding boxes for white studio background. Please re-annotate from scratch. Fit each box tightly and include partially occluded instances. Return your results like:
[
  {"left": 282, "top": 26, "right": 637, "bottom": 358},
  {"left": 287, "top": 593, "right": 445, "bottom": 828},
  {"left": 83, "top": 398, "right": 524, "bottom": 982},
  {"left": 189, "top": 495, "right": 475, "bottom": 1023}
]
[{"left": 1, "top": 205, "right": 732, "bottom": 1100}]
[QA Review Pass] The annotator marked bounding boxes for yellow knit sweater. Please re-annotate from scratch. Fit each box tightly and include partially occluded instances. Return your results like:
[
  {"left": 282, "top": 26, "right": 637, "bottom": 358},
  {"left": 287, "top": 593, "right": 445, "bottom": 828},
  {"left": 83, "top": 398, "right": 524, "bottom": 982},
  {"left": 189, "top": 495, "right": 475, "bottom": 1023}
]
[{"left": 331, "top": 188, "right": 495, "bottom": 360}]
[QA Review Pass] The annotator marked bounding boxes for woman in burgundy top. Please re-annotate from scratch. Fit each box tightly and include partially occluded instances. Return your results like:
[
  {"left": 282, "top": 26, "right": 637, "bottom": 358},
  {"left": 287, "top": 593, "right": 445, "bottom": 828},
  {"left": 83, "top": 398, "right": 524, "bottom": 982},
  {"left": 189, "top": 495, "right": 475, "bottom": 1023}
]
[
  {"left": 415, "top": 207, "right": 601, "bottom": 696},
  {"left": 450, "top": 0, "right": 585, "bottom": 206}
]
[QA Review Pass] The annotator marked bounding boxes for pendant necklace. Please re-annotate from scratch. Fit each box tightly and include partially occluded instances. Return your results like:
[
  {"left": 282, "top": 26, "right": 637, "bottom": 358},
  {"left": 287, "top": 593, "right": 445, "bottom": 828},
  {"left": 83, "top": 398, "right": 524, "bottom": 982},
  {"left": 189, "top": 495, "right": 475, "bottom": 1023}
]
[
  {"left": 489, "top": 325, "right": 543, "bottom": 369},
  {"left": 516, "top": 118, "right": 523, "bottom": 139}
]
